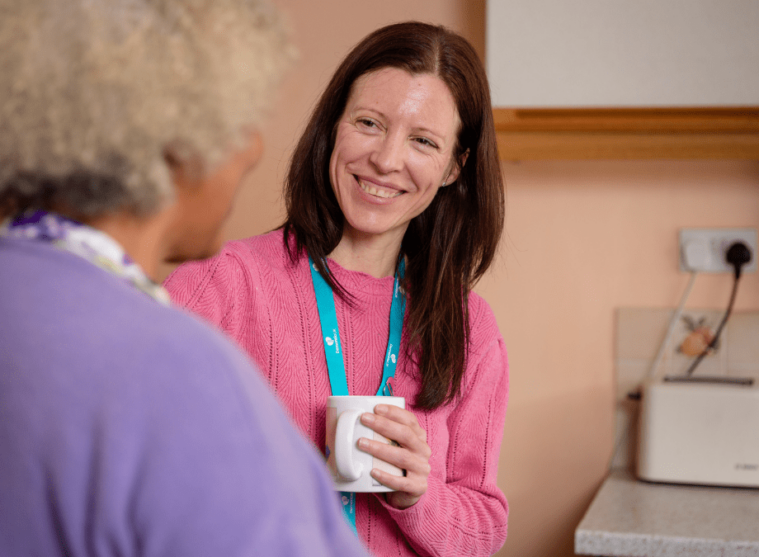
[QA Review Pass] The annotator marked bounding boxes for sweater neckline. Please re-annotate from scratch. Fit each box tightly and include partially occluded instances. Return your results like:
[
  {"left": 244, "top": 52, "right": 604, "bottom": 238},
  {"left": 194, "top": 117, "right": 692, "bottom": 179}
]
[
  {"left": 269, "top": 229, "right": 398, "bottom": 298},
  {"left": 324, "top": 257, "right": 397, "bottom": 297}
]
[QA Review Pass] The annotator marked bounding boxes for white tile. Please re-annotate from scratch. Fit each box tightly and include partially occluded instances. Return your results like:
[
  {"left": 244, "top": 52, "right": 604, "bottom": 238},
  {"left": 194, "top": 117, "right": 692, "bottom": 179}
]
[
  {"left": 728, "top": 312, "right": 759, "bottom": 369},
  {"left": 667, "top": 309, "right": 726, "bottom": 377},
  {"left": 611, "top": 399, "right": 640, "bottom": 471},
  {"left": 616, "top": 360, "right": 648, "bottom": 401}
]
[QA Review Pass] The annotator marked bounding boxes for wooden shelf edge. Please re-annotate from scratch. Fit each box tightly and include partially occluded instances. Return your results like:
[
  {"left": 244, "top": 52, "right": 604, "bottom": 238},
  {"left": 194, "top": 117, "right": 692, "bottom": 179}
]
[
  {"left": 496, "top": 132, "right": 759, "bottom": 161},
  {"left": 493, "top": 107, "right": 759, "bottom": 160}
]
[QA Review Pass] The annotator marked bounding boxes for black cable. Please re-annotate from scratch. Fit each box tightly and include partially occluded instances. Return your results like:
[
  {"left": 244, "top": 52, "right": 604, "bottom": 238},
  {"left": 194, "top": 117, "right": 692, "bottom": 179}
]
[
  {"left": 684, "top": 275, "right": 738, "bottom": 376},
  {"left": 685, "top": 241, "right": 751, "bottom": 376}
]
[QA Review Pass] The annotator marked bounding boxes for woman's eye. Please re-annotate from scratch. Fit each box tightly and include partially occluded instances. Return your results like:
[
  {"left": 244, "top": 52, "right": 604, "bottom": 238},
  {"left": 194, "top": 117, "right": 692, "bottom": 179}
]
[
  {"left": 357, "top": 118, "right": 377, "bottom": 128},
  {"left": 415, "top": 137, "right": 437, "bottom": 149}
]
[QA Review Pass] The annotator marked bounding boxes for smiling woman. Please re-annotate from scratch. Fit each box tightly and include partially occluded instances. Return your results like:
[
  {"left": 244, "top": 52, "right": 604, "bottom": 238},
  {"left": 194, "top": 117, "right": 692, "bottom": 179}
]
[
  {"left": 329, "top": 68, "right": 462, "bottom": 255},
  {"left": 165, "top": 21, "right": 509, "bottom": 557}
]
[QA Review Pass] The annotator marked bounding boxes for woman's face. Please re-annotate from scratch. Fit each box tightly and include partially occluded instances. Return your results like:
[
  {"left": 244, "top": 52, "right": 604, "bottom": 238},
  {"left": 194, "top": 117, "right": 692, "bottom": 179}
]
[{"left": 329, "top": 67, "right": 461, "bottom": 247}]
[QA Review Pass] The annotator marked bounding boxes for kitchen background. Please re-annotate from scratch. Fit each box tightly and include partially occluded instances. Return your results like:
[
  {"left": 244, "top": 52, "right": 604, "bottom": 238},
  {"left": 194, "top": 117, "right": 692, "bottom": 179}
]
[{"left": 158, "top": 0, "right": 759, "bottom": 555}]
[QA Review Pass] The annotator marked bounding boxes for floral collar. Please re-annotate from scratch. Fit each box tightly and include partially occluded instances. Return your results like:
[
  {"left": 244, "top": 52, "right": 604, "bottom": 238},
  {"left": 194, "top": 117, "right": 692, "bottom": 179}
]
[{"left": 1, "top": 210, "right": 171, "bottom": 306}]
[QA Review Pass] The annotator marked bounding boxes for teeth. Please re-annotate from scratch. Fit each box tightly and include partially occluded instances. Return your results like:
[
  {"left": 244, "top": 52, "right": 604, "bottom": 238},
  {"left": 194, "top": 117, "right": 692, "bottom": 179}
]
[{"left": 358, "top": 178, "right": 402, "bottom": 199}]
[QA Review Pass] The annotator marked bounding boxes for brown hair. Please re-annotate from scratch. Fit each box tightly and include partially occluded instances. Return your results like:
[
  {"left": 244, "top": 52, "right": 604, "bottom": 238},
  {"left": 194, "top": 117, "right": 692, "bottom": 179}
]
[{"left": 282, "top": 22, "right": 504, "bottom": 410}]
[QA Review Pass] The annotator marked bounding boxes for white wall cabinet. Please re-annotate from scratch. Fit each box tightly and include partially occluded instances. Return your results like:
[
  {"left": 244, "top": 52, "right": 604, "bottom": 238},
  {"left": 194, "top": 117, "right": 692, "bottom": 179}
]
[{"left": 485, "top": 0, "right": 759, "bottom": 159}]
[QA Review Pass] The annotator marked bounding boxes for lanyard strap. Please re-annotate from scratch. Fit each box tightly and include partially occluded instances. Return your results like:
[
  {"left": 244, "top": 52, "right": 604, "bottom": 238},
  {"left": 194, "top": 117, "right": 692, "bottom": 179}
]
[
  {"left": 310, "top": 257, "right": 349, "bottom": 395},
  {"left": 309, "top": 256, "right": 406, "bottom": 397},
  {"left": 309, "top": 255, "right": 406, "bottom": 535},
  {"left": 380, "top": 258, "right": 407, "bottom": 396}
]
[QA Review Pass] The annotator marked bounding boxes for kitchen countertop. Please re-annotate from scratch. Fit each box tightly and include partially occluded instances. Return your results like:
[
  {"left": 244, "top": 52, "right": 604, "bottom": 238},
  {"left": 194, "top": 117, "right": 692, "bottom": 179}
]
[{"left": 575, "top": 468, "right": 759, "bottom": 557}]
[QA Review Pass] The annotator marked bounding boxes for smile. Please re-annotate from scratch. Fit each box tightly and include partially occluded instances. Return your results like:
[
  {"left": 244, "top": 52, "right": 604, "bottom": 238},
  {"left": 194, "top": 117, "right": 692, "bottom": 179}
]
[{"left": 357, "top": 177, "right": 403, "bottom": 199}]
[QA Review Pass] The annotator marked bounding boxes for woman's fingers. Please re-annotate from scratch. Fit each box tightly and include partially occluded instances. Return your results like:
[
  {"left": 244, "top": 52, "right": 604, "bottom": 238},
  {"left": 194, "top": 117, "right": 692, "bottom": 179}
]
[
  {"left": 370, "top": 466, "right": 427, "bottom": 496},
  {"left": 357, "top": 436, "right": 430, "bottom": 476},
  {"left": 358, "top": 406, "right": 432, "bottom": 509},
  {"left": 375, "top": 404, "right": 426, "bottom": 438},
  {"left": 362, "top": 406, "right": 429, "bottom": 454}
]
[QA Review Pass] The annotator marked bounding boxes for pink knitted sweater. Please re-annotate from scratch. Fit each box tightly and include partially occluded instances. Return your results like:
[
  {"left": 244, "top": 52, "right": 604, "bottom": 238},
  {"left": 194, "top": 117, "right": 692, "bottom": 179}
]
[{"left": 164, "top": 230, "right": 509, "bottom": 556}]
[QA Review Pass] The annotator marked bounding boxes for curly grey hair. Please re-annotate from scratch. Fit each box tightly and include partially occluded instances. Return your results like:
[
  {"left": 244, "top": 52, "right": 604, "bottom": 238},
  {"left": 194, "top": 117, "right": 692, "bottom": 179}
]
[{"left": 0, "top": 0, "right": 293, "bottom": 217}]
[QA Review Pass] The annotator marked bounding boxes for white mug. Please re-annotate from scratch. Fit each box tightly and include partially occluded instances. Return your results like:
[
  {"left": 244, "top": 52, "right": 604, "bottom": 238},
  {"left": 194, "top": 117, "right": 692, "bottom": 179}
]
[{"left": 326, "top": 395, "right": 405, "bottom": 492}]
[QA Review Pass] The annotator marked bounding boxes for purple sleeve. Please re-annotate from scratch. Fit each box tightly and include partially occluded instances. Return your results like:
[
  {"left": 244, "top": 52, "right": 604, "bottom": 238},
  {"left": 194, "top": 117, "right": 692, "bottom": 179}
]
[{"left": 129, "top": 327, "right": 371, "bottom": 557}]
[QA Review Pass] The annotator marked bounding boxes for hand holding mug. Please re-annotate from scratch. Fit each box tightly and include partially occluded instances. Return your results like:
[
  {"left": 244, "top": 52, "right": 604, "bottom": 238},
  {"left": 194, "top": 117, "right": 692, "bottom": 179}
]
[
  {"left": 359, "top": 404, "right": 432, "bottom": 509},
  {"left": 326, "top": 396, "right": 406, "bottom": 493}
]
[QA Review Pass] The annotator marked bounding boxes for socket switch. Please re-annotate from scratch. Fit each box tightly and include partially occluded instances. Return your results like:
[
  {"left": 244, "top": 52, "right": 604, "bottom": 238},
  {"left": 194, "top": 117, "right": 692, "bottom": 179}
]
[{"left": 679, "top": 228, "right": 757, "bottom": 273}]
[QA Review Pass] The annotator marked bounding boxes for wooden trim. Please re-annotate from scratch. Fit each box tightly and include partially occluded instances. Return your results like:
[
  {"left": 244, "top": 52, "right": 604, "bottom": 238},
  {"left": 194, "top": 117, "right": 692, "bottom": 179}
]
[{"left": 493, "top": 107, "right": 759, "bottom": 160}]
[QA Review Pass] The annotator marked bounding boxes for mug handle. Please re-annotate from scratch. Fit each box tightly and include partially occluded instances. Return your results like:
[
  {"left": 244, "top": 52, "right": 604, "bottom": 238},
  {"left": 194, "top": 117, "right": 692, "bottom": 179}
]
[{"left": 335, "top": 409, "right": 364, "bottom": 481}]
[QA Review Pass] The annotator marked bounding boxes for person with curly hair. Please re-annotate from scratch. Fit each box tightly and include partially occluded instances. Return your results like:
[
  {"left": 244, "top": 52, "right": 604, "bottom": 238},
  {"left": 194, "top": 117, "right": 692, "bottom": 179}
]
[{"left": 0, "top": 1, "right": 368, "bottom": 555}]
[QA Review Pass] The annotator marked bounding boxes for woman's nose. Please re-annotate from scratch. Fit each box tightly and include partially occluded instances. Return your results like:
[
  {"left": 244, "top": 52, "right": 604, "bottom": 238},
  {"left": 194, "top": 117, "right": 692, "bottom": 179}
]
[{"left": 370, "top": 134, "right": 404, "bottom": 174}]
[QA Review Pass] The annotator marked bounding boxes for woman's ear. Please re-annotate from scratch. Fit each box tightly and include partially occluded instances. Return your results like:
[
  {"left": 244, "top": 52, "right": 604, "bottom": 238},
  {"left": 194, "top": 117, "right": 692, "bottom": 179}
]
[
  {"left": 442, "top": 148, "right": 469, "bottom": 187},
  {"left": 163, "top": 139, "right": 204, "bottom": 190}
]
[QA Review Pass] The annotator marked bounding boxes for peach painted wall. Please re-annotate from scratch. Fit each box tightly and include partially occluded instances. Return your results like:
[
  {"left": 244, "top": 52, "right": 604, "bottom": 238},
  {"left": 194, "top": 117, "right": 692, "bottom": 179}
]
[
  {"left": 478, "top": 160, "right": 759, "bottom": 556},
  {"left": 160, "top": 1, "right": 759, "bottom": 555}
]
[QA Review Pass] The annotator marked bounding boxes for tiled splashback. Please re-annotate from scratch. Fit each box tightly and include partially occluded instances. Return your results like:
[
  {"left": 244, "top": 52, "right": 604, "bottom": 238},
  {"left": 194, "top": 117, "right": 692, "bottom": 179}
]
[{"left": 612, "top": 308, "right": 759, "bottom": 470}]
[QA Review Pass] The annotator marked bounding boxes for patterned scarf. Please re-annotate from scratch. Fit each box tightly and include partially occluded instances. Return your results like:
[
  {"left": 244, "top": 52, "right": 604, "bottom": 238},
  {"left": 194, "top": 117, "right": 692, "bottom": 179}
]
[{"left": 1, "top": 210, "right": 171, "bottom": 306}]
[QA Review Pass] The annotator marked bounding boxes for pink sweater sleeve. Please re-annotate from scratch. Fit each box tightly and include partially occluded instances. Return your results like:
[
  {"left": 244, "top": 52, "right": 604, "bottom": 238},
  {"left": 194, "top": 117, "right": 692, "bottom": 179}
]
[
  {"left": 378, "top": 304, "right": 510, "bottom": 556},
  {"left": 163, "top": 246, "right": 253, "bottom": 344}
]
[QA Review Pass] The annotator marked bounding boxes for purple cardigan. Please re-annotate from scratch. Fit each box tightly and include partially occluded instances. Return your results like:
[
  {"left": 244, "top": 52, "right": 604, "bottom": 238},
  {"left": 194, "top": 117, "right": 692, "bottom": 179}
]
[{"left": 0, "top": 236, "right": 368, "bottom": 557}]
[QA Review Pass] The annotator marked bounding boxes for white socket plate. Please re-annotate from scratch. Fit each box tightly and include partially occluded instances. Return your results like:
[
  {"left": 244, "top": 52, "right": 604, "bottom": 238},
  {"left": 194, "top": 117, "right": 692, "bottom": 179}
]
[{"left": 679, "top": 228, "right": 757, "bottom": 274}]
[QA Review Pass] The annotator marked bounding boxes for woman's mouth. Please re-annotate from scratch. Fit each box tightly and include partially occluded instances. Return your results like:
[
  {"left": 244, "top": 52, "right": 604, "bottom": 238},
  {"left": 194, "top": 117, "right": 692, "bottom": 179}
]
[{"left": 357, "top": 177, "right": 402, "bottom": 199}]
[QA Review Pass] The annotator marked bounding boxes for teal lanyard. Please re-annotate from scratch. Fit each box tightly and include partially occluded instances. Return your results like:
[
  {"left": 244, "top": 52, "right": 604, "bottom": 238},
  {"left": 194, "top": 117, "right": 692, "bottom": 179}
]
[{"left": 309, "top": 256, "right": 406, "bottom": 535}]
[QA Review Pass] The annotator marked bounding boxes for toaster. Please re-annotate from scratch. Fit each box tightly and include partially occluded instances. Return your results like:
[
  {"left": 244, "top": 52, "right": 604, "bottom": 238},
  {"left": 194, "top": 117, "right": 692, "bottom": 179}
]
[{"left": 637, "top": 375, "right": 759, "bottom": 488}]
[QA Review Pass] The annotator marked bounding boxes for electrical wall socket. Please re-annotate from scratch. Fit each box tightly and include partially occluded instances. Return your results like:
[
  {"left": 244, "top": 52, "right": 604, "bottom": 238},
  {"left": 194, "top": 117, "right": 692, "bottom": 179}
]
[{"left": 679, "top": 228, "right": 757, "bottom": 273}]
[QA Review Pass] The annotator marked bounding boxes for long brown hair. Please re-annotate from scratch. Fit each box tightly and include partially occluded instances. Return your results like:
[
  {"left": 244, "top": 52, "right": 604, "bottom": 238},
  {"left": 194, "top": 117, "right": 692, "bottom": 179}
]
[{"left": 282, "top": 22, "right": 504, "bottom": 410}]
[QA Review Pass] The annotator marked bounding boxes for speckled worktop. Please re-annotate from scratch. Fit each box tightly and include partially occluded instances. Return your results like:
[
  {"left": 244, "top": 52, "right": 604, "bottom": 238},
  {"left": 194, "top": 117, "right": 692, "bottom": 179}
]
[{"left": 575, "top": 468, "right": 759, "bottom": 557}]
